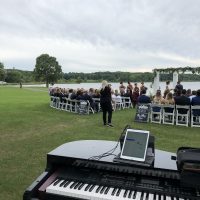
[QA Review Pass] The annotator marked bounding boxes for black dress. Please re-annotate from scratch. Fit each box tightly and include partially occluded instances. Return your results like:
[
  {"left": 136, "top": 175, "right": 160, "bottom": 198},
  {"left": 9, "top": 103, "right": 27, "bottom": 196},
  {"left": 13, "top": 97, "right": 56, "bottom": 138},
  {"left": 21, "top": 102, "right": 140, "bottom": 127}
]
[{"left": 100, "top": 86, "right": 112, "bottom": 125}]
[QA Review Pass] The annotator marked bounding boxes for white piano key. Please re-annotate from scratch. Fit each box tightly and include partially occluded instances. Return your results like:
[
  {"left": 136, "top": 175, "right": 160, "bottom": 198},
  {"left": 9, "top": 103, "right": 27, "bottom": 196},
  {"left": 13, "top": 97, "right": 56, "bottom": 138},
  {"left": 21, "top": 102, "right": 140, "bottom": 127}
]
[
  {"left": 135, "top": 191, "right": 142, "bottom": 199},
  {"left": 55, "top": 181, "right": 76, "bottom": 197},
  {"left": 166, "top": 196, "right": 172, "bottom": 200},
  {"left": 141, "top": 192, "right": 147, "bottom": 200},
  {"left": 148, "top": 193, "right": 155, "bottom": 200},
  {"left": 73, "top": 183, "right": 91, "bottom": 199},
  {"left": 159, "top": 194, "right": 165, "bottom": 200},
  {"left": 103, "top": 187, "right": 115, "bottom": 200}
]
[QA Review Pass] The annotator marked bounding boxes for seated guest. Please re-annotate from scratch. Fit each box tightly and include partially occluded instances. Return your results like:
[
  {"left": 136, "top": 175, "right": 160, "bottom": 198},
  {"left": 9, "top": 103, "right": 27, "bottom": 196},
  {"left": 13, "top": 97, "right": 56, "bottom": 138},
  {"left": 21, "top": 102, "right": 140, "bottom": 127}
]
[
  {"left": 186, "top": 89, "right": 192, "bottom": 97},
  {"left": 76, "top": 89, "right": 84, "bottom": 100},
  {"left": 174, "top": 89, "right": 190, "bottom": 114},
  {"left": 68, "top": 89, "right": 73, "bottom": 99},
  {"left": 93, "top": 89, "right": 101, "bottom": 98},
  {"left": 83, "top": 90, "right": 99, "bottom": 112},
  {"left": 189, "top": 90, "right": 197, "bottom": 102},
  {"left": 191, "top": 89, "right": 200, "bottom": 105},
  {"left": 138, "top": 89, "right": 151, "bottom": 104},
  {"left": 114, "top": 89, "right": 120, "bottom": 97},
  {"left": 191, "top": 89, "right": 200, "bottom": 116},
  {"left": 153, "top": 90, "right": 164, "bottom": 104},
  {"left": 174, "top": 89, "right": 190, "bottom": 105},
  {"left": 152, "top": 90, "right": 163, "bottom": 113},
  {"left": 89, "top": 88, "right": 95, "bottom": 97},
  {"left": 163, "top": 92, "right": 175, "bottom": 105},
  {"left": 70, "top": 89, "right": 77, "bottom": 99},
  {"left": 162, "top": 92, "right": 175, "bottom": 113}
]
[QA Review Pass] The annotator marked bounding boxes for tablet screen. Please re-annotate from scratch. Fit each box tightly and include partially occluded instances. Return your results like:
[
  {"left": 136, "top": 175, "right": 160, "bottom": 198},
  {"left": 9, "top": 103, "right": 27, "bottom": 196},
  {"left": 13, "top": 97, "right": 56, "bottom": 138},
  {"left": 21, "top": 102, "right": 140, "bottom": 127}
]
[{"left": 120, "top": 129, "right": 149, "bottom": 162}]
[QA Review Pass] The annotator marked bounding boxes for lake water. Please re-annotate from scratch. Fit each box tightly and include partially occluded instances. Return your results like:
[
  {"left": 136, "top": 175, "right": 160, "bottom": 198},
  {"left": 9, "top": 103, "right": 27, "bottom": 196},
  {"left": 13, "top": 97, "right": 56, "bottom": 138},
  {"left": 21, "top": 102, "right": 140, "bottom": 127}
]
[{"left": 52, "top": 82, "right": 200, "bottom": 93}]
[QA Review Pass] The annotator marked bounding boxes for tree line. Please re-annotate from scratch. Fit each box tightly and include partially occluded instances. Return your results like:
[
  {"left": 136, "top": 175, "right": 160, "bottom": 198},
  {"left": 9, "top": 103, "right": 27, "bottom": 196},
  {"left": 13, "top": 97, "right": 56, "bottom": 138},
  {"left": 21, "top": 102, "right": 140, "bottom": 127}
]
[{"left": 1, "top": 54, "right": 200, "bottom": 87}]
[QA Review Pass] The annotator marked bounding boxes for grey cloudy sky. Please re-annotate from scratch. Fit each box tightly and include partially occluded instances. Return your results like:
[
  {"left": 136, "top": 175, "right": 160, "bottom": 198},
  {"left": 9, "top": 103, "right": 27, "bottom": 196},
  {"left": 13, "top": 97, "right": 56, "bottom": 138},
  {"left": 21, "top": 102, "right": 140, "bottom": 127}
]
[{"left": 0, "top": 0, "right": 200, "bottom": 73}]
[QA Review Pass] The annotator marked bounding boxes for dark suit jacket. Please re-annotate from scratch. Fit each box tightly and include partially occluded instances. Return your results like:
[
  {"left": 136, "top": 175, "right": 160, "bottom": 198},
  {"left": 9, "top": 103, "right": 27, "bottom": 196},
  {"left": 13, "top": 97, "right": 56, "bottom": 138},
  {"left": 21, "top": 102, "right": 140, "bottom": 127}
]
[
  {"left": 138, "top": 95, "right": 151, "bottom": 104},
  {"left": 175, "top": 95, "right": 190, "bottom": 114},
  {"left": 191, "top": 96, "right": 200, "bottom": 116},
  {"left": 191, "top": 96, "right": 200, "bottom": 105},
  {"left": 175, "top": 95, "right": 190, "bottom": 105}
]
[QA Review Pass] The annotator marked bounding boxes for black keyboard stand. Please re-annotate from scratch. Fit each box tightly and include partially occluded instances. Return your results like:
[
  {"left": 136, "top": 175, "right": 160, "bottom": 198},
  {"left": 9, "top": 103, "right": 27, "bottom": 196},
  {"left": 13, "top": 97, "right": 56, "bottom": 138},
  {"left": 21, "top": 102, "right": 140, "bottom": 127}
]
[{"left": 113, "top": 147, "right": 155, "bottom": 167}]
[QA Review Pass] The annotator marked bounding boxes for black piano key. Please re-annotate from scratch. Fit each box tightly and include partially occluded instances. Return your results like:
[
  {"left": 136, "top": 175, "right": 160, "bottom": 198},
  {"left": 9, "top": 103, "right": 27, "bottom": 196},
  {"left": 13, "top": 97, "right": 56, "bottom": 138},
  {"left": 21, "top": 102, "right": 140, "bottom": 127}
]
[
  {"left": 73, "top": 182, "right": 80, "bottom": 189},
  {"left": 53, "top": 179, "right": 62, "bottom": 186},
  {"left": 104, "top": 187, "right": 110, "bottom": 194},
  {"left": 63, "top": 181, "right": 71, "bottom": 188},
  {"left": 59, "top": 180, "right": 68, "bottom": 187},
  {"left": 100, "top": 186, "right": 106, "bottom": 194},
  {"left": 96, "top": 185, "right": 102, "bottom": 193},
  {"left": 128, "top": 190, "right": 133, "bottom": 198},
  {"left": 84, "top": 184, "right": 91, "bottom": 191},
  {"left": 140, "top": 191, "right": 144, "bottom": 200},
  {"left": 74, "top": 182, "right": 82, "bottom": 189},
  {"left": 116, "top": 188, "right": 122, "bottom": 196},
  {"left": 133, "top": 190, "right": 137, "bottom": 199},
  {"left": 78, "top": 183, "right": 85, "bottom": 190},
  {"left": 153, "top": 193, "right": 157, "bottom": 200},
  {"left": 70, "top": 182, "right": 77, "bottom": 189},
  {"left": 89, "top": 184, "right": 95, "bottom": 192},
  {"left": 145, "top": 192, "right": 149, "bottom": 200},
  {"left": 123, "top": 189, "right": 129, "bottom": 198},
  {"left": 111, "top": 188, "right": 117, "bottom": 196}
]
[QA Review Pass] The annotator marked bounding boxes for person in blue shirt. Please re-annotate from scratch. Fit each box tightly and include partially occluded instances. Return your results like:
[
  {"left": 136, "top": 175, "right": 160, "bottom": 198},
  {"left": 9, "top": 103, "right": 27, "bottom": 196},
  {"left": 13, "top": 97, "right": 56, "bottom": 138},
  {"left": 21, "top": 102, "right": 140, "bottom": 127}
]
[{"left": 138, "top": 89, "right": 151, "bottom": 104}]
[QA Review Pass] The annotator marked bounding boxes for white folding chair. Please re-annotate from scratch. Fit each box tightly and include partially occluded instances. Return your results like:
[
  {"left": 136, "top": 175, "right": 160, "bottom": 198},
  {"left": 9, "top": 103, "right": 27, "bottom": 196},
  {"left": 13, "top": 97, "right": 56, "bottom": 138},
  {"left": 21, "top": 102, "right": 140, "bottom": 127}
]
[
  {"left": 191, "top": 105, "right": 200, "bottom": 128},
  {"left": 112, "top": 97, "right": 124, "bottom": 110},
  {"left": 92, "top": 98, "right": 101, "bottom": 112},
  {"left": 70, "top": 99, "right": 79, "bottom": 113},
  {"left": 53, "top": 97, "right": 60, "bottom": 109},
  {"left": 63, "top": 98, "right": 71, "bottom": 112},
  {"left": 121, "top": 97, "right": 133, "bottom": 108},
  {"left": 175, "top": 105, "right": 190, "bottom": 127},
  {"left": 162, "top": 105, "right": 175, "bottom": 125},
  {"left": 50, "top": 96, "right": 55, "bottom": 108},
  {"left": 150, "top": 104, "right": 163, "bottom": 124}
]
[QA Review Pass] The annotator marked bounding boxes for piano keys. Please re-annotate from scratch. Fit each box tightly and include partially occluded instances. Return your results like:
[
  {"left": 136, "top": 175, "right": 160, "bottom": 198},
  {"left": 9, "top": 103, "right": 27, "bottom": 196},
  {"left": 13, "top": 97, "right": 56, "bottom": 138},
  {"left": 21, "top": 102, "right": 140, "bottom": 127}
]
[{"left": 23, "top": 140, "right": 200, "bottom": 200}]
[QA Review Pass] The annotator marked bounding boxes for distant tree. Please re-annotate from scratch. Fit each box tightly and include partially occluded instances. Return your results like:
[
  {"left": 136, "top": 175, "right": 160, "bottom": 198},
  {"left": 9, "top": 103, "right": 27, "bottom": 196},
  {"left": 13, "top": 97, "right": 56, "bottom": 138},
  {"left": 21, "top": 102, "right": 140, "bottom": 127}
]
[
  {"left": 0, "top": 62, "right": 6, "bottom": 81},
  {"left": 5, "top": 69, "right": 22, "bottom": 83},
  {"left": 34, "top": 54, "right": 62, "bottom": 87}
]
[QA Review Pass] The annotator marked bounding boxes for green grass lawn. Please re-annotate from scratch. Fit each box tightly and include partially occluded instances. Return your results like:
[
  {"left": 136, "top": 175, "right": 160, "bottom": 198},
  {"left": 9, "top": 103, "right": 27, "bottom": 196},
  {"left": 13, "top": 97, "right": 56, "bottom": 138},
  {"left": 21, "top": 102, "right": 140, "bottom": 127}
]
[{"left": 0, "top": 87, "right": 200, "bottom": 200}]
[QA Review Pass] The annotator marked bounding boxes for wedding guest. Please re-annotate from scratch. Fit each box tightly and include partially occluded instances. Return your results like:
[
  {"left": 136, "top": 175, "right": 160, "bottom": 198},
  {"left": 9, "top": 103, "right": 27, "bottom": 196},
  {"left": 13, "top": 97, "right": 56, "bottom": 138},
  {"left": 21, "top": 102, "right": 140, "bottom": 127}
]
[
  {"left": 119, "top": 81, "right": 126, "bottom": 96},
  {"left": 189, "top": 90, "right": 197, "bottom": 102},
  {"left": 100, "top": 80, "right": 113, "bottom": 127},
  {"left": 132, "top": 83, "right": 139, "bottom": 108},
  {"left": 138, "top": 89, "right": 151, "bottom": 104},
  {"left": 153, "top": 90, "right": 164, "bottom": 104},
  {"left": 163, "top": 92, "right": 175, "bottom": 105},
  {"left": 175, "top": 80, "right": 183, "bottom": 92}
]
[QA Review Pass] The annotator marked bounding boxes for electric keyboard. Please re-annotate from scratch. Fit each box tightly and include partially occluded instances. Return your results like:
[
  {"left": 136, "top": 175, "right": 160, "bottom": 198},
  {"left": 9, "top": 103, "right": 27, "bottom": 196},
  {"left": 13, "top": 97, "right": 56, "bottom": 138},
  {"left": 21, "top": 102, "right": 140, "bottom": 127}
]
[{"left": 23, "top": 140, "right": 200, "bottom": 200}]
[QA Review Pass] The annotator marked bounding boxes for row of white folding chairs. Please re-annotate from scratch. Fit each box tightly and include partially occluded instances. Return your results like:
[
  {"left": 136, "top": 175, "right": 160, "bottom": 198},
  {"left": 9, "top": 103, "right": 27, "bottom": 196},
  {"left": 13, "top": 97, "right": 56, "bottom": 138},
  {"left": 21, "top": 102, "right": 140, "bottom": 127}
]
[
  {"left": 92, "top": 97, "right": 133, "bottom": 111},
  {"left": 112, "top": 97, "right": 133, "bottom": 110},
  {"left": 50, "top": 96, "right": 94, "bottom": 114},
  {"left": 149, "top": 104, "right": 200, "bottom": 127}
]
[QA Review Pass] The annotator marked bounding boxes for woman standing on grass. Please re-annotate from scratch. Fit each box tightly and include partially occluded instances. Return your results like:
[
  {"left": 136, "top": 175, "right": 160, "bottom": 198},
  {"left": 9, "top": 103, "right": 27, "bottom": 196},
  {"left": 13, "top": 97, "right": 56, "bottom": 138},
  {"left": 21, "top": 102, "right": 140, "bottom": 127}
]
[{"left": 100, "top": 80, "right": 113, "bottom": 127}]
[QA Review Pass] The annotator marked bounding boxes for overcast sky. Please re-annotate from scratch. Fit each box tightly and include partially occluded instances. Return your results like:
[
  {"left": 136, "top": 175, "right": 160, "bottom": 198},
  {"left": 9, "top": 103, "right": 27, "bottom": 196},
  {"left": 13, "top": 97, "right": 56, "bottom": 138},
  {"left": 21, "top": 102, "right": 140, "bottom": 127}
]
[{"left": 0, "top": 0, "right": 200, "bottom": 73}]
